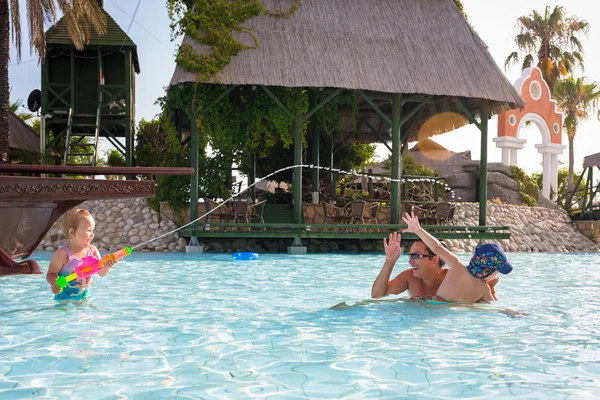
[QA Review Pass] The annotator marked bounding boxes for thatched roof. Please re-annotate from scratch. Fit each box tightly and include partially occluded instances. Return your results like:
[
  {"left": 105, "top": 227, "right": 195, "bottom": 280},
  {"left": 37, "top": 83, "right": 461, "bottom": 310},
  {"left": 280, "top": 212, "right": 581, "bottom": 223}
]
[
  {"left": 45, "top": 9, "right": 140, "bottom": 73},
  {"left": 169, "top": 0, "right": 524, "bottom": 142},
  {"left": 8, "top": 111, "right": 39, "bottom": 153}
]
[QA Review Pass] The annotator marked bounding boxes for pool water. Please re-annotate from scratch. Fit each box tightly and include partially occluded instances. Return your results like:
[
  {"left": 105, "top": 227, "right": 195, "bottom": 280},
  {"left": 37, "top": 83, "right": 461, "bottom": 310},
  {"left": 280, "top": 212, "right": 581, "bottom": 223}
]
[{"left": 1, "top": 251, "right": 600, "bottom": 399}]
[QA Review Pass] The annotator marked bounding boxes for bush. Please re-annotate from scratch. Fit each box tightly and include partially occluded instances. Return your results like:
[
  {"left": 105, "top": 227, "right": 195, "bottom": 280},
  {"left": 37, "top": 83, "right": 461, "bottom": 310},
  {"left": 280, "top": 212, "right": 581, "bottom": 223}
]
[{"left": 510, "top": 166, "right": 539, "bottom": 206}]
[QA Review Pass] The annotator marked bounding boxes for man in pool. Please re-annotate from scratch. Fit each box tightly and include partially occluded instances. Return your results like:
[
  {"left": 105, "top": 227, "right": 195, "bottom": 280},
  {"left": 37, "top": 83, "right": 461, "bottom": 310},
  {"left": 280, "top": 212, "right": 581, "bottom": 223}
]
[
  {"left": 372, "top": 213, "right": 505, "bottom": 302},
  {"left": 372, "top": 231, "right": 448, "bottom": 300}
]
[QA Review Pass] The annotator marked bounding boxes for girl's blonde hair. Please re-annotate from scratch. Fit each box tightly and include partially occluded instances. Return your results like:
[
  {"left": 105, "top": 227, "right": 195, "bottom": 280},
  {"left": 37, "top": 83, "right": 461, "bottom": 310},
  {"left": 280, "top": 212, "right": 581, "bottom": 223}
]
[{"left": 61, "top": 208, "right": 92, "bottom": 241}]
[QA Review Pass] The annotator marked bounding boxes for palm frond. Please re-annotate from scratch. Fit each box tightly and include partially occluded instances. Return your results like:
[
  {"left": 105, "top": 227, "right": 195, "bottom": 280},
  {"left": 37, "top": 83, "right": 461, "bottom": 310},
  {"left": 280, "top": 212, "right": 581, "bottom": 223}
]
[
  {"left": 569, "top": 36, "right": 583, "bottom": 53},
  {"left": 547, "top": 6, "right": 564, "bottom": 31},
  {"left": 9, "top": 0, "right": 21, "bottom": 58},
  {"left": 522, "top": 54, "right": 534, "bottom": 70},
  {"left": 515, "top": 33, "right": 535, "bottom": 51},
  {"left": 504, "top": 51, "right": 519, "bottom": 70},
  {"left": 26, "top": 0, "right": 47, "bottom": 58}
]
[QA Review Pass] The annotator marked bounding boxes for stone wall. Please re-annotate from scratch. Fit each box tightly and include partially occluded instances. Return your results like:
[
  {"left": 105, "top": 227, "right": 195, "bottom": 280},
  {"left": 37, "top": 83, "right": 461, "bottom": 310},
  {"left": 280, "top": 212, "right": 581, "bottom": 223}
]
[
  {"left": 444, "top": 203, "right": 599, "bottom": 253},
  {"left": 37, "top": 199, "right": 599, "bottom": 254},
  {"left": 37, "top": 198, "right": 187, "bottom": 253}
]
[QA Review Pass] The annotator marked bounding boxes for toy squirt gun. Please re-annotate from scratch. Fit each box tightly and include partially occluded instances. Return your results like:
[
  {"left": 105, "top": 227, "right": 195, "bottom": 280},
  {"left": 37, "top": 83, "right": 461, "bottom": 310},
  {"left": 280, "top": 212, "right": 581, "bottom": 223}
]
[{"left": 56, "top": 247, "right": 132, "bottom": 290}]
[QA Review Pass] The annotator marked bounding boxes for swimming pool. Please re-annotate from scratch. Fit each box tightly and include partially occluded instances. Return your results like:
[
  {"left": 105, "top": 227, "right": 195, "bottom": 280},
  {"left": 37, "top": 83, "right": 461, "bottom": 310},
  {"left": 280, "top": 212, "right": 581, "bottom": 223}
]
[{"left": 1, "top": 251, "right": 599, "bottom": 399}]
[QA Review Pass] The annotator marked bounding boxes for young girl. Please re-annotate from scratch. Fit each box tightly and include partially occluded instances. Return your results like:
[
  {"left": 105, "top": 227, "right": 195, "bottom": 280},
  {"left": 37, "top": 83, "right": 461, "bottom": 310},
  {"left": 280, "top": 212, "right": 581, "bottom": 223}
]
[{"left": 46, "top": 209, "right": 115, "bottom": 300}]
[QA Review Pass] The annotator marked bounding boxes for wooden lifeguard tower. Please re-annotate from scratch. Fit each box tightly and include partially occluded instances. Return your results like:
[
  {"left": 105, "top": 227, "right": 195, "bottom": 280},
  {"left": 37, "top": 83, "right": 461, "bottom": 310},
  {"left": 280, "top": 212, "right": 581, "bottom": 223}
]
[{"left": 39, "top": 4, "right": 139, "bottom": 166}]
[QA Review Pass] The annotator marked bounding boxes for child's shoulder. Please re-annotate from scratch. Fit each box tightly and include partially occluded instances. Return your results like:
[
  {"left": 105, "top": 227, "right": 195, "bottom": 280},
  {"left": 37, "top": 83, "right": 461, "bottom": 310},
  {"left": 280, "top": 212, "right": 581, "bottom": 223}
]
[
  {"left": 88, "top": 245, "right": 100, "bottom": 257},
  {"left": 50, "top": 247, "right": 69, "bottom": 263}
]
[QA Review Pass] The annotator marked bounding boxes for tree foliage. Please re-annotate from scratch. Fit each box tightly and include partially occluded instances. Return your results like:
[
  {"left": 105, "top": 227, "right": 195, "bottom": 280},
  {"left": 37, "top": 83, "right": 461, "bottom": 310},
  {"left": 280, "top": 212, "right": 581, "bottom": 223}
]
[
  {"left": 1, "top": 0, "right": 107, "bottom": 162},
  {"left": 553, "top": 77, "right": 600, "bottom": 193},
  {"left": 504, "top": 6, "right": 588, "bottom": 93}
]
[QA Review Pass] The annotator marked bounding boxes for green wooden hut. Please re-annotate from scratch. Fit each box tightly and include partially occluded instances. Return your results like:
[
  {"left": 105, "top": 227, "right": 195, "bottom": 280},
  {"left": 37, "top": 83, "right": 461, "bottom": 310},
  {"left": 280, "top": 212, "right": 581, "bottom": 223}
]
[{"left": 41, "top": 5, "right": 140, "bottom": 166}]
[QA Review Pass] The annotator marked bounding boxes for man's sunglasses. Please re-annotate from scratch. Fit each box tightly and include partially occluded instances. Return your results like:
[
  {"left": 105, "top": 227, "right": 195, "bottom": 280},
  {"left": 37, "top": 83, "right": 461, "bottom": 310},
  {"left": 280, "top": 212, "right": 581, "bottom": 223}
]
[{"left": 408, "top": 252, "right": 435, "bottom": 262}]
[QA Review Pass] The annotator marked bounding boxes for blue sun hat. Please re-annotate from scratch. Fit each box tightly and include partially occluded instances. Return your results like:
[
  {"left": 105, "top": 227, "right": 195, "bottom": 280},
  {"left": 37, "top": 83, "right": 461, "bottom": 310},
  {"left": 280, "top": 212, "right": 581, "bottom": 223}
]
[{"left": 466, "top": 243, "right": 513, "bottom": 280}]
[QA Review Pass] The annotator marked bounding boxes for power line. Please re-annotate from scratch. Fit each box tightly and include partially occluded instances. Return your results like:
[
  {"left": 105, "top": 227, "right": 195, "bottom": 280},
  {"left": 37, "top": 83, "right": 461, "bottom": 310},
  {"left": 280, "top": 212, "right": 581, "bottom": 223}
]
[
  {"left": 110, "top": 0, "right": 173, "bottom": 52},
  {"left": 9, "top": 58, "right": 38, "bottom": 66}
]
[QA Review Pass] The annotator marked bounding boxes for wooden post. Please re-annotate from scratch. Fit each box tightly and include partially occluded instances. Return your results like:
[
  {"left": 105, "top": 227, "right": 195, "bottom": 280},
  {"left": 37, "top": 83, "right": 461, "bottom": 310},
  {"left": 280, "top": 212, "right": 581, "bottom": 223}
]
[
  {"left": 189, "top": 109, "right": 200, "bottom": 246},
  {"left": 311, "top": 127, "right": 320, "bottom": 204},
  {"left": 70, "top": 48, "right": 75, "bottom": 112},
  {"left": 330, "top": 137, "right": 336, "bottom": 201},
  {"left": 391, "top": 94, "right": 402, "bottom": 224},
  {"left": 368, "top": 168, "right": 375, "bottom": 199},
  {"left": 249, "top": 153, "right": 256, "bottom": 203},
  {"left": 124, "top": 49, "right": 133, "bottom": 167},
  {"left": 479, "top": 100, "right": 489, "bottom": 227},
  {"left": 293, "top": 112, "right": 303, "bottom": 223}
]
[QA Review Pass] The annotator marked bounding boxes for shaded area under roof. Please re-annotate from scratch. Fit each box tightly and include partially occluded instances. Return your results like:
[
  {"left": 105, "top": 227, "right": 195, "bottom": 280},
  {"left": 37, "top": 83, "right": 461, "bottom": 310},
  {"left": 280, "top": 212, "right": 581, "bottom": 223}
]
[
  {"left": 45, "top": 9, "right": 140, "bottom": 73},
  {"left": 9, "top": 111, "right": 40, "bottom": 153},
  {"left": 170, "top": 0, "right": 524, "bottom": 142}
]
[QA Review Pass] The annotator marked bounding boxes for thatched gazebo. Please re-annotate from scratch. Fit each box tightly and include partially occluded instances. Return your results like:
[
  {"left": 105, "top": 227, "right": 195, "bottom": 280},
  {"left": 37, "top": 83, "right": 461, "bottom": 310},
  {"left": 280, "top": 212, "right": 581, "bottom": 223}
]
[{"left": 169, "top": 0, "right": 524, "bottom": 236}]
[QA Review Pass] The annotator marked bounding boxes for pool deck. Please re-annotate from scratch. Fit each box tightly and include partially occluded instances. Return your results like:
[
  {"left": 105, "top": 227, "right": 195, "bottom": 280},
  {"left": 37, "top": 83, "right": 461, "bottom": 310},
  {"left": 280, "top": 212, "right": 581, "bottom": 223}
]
[{"left": 180, "top": 223, "right": 510, "bottom": 240}]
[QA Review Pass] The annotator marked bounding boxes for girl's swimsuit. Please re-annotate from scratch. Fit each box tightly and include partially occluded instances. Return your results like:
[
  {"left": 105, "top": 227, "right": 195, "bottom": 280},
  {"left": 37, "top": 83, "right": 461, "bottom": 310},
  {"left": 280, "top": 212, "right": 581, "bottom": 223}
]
[{"left": 54, "top": 247, "right": 97, "bottom": 301}]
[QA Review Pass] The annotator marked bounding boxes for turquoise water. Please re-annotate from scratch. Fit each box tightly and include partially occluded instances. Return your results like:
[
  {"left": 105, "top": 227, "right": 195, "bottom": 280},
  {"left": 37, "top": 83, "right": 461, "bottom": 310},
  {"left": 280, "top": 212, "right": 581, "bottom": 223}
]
[{"left": 1, "top": 251, "right": 600, "bottom": 399}]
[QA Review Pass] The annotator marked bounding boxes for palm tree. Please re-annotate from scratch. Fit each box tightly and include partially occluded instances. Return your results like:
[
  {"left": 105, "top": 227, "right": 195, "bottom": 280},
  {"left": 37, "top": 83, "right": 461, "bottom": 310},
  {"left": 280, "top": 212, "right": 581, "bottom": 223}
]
[
  {"left": 0, "top": 0, "right": 106, "bottom": 163},
  {"left": 553, "top": 77, "right": 600, "bottom": 197},
  {"left": 505, "top": 6, "right": 588, "bottom": 93},
  {"left": 9, "top": 88, "right": 36, "bottom": 123}
]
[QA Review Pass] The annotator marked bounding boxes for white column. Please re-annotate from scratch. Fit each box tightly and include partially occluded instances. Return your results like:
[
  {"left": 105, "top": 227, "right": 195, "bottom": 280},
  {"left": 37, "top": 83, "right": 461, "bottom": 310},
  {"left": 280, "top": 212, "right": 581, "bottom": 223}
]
[
  {"left": 550, "top": 154, "right": 558, "bottom": 200},
  {"left": 501, "top": 148, "right": 510, "bottom": 165},
  {"left": 542, "top": 153, "right": 552, "bottom": 199},
  {"left": 535, "top": 143, "right": 566, "bottom": 201},
  {"left": 510, "top": 148, "right": 518, "bottom": 166},
  {"left": 493, "top": 137, "right": 527, "bottom": 166}
]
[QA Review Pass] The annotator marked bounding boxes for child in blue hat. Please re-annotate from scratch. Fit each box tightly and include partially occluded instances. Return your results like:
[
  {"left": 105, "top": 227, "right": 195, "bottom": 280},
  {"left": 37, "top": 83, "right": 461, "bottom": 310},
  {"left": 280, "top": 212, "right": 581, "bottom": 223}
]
[{"left": 402, "top": 211, "right": 513, "bottom": 302}]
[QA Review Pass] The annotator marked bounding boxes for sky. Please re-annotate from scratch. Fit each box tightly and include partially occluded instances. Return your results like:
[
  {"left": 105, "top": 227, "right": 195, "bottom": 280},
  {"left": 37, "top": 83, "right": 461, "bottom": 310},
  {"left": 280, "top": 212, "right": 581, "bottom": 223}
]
[{"left": 7, "top": 0, "right": 600, "bottom": 175}]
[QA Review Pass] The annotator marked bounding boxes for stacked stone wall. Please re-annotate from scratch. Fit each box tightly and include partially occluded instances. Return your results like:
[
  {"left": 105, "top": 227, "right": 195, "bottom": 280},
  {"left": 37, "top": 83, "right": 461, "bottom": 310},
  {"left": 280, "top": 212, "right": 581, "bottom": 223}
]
[
  {"left": 38, "top": 198, "right": 187, "bottom": 253},
  {"left": 37, "top": 199, "right": 598, "bottom": 254}
]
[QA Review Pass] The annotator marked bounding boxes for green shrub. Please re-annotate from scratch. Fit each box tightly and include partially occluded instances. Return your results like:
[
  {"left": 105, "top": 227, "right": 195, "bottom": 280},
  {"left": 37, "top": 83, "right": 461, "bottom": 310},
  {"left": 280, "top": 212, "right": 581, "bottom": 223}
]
[{"left": 511, "top": 166, "right": 539, "bottom": 206}]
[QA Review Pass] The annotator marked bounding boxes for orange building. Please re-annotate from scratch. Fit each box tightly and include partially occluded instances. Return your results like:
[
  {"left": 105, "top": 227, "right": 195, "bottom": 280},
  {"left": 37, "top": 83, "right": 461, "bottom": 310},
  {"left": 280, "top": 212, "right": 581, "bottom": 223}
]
[{"left": 494, "top": 67, "right": 565, "bottom": 199}]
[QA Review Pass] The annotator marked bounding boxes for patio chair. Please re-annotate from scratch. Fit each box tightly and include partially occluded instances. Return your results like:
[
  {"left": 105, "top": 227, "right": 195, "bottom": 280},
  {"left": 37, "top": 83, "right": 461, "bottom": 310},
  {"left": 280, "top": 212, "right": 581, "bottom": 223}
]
[
  {"left": 435, "top": 203, "right": 456, "bottom": 225},
  {"left": 323, "top": 202, "right": 350, "bottom": 226},
  {"left": 230, "top": 197, "right": 251, "bottom": 229},
  {"left": 349, "top": 200, "right": 367, "bottom": 225},
  {"left": 249, "top": 200, "right": 267, "bottom": 230},
  {"left": 203, "top": 198, "right": 229, "bottom": 224},
  {"left": 363, "top": 202, "right": 380, "bottom": 229}
]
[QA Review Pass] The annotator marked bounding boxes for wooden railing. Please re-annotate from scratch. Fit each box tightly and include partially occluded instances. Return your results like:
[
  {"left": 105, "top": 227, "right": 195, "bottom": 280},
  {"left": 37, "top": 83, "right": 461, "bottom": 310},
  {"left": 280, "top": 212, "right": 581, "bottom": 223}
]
[{"left": 180, "top": 222, "right": 510, "bottom": 240}]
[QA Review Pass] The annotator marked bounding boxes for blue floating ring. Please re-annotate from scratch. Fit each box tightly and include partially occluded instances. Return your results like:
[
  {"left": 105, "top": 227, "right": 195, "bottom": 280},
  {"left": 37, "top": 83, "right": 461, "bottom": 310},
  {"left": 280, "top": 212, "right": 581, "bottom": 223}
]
[{"left": 232, "top": 252, "right": 259, "bottom": 261}]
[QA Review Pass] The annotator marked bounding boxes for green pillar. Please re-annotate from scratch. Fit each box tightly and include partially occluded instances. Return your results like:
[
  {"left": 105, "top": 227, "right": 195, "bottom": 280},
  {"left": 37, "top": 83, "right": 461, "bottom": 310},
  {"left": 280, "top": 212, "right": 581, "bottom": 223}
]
[
  {"left": 390, "top": 94, "right": 402, "bottom": 224},
  {"left": 479, "top": 100, "right": 489, "bottom": 227},
  {"left": 249, "top": 153, "right": 256, "bottom": 203},
  {"left": 124, "top": 49, "right": 133, "bottom": 167},
  {"left": 330, "top": 137, "right": 336, "bottom": 200},
  {"left": 189, "top": 110, "right": 200, "bottom": 246},
  {"left": 311, "top": 127, "right": 320, "bottom": 204},
  {"left": 293, "top": 112, "right": 303, "bottom": 223}
]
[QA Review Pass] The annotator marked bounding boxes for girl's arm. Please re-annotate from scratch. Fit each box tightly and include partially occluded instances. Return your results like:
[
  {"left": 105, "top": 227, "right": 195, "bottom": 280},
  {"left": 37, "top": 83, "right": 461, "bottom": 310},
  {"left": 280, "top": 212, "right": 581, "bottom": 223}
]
[
  {"left": 92, "top": 245, "right": 115, "bottom": 278},
  {"left": 46, "top": 249, "right": 68, "bottom": 294}
]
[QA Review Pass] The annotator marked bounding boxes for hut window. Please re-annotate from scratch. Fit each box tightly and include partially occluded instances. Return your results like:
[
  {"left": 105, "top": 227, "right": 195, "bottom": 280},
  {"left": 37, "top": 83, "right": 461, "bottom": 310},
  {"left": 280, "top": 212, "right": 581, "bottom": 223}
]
[
  {"left": 553, "top": 123, "right": 560, "bottom": 134},
  {"left": 508, "top": 115, "right": 517, "bottom": 126}
]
